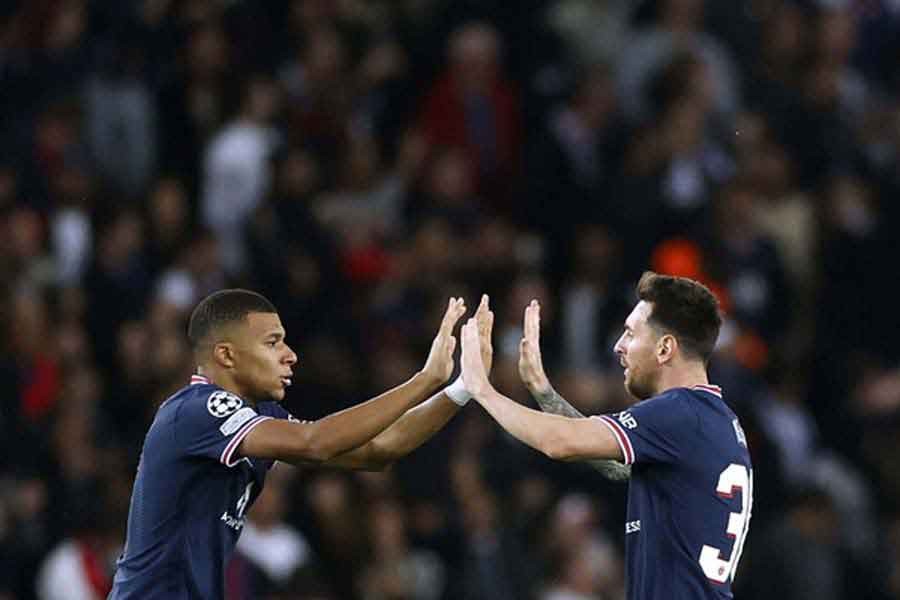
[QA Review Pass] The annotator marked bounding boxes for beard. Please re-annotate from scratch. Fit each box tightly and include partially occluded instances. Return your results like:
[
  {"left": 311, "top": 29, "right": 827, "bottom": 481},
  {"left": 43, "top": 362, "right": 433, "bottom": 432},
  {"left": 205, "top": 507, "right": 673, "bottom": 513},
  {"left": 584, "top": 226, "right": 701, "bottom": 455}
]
[{"left": 625, "top": 367, "right": 658, "bottom": 400}]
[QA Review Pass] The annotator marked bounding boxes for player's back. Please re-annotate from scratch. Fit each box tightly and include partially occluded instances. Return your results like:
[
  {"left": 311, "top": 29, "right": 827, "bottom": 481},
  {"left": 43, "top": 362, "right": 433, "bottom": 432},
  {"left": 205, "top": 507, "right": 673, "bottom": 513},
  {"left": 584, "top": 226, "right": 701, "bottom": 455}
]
[
  {"left": 599, "top": 385, "right": 752, "bottom": 600},
  {"left": 109, "top": 376, "right": 281, "bottom": 600}
]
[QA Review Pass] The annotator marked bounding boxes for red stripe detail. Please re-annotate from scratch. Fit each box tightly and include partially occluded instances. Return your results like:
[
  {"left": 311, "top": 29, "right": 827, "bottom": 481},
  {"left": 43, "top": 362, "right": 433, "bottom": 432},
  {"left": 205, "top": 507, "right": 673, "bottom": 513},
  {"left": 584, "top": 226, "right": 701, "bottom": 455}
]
[
  {"left": 221, "top": 416, "right": 264, "bottom": 465},
  {"left": 220, "top": 416, "right": 271, "bottom": 466},
  {"left": 191, "top": 375, "right": 210, "bottom": 385},
  {"left": 79, "top": 540, "right": 112, "bottom": 597},
  {"left": 717, "top": 482, "right": 743, "bottom": 500},
  {"left": 600, "top": 415, "right": 634, "bottom": 465},
  {"left": 611, "top": 417, "right": 635, "bottom": 465},
  {"left": 597, "top": 417, "right": 631, "bottom": 464},
  {"left": 692, "top": 384, "right": 723, "bottom": 397}
]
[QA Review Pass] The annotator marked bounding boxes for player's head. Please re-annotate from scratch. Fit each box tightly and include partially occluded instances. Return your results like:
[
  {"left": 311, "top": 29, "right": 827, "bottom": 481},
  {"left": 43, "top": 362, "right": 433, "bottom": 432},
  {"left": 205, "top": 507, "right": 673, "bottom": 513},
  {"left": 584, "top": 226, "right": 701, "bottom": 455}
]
[
  {"left": 613, "top": 272, "right": 722, "bottom": 399},
  {"left": 188, "top": 289, "right": 296, "bottom": 402}
]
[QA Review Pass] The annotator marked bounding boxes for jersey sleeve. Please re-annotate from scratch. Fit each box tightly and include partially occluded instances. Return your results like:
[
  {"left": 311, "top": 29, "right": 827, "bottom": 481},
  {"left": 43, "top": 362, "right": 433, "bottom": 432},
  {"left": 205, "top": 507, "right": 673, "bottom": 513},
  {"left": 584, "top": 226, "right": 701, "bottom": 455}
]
[
  {"left": 174, "top": 388, "right": 273, "bottom": 467},
  {"left": 594, "top": 391, "right": 698, "bottom": 465},
  {"left": 252, "top": 402, "right": 309, "bottom": 469},
  {"left": 256, "top": 401, "right": 303, "bottom": 422}
]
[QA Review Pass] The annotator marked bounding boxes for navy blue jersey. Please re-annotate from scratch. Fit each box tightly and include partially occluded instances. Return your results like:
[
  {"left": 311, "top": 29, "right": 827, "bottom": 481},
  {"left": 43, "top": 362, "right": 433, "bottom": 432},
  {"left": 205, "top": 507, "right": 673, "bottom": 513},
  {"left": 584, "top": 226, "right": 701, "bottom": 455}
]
[
  {"left": 596, "top": 385, "right": 753, "bottom": 600},
  {"left": 109, "top": 375, "right": 293, "bottom": 600}
]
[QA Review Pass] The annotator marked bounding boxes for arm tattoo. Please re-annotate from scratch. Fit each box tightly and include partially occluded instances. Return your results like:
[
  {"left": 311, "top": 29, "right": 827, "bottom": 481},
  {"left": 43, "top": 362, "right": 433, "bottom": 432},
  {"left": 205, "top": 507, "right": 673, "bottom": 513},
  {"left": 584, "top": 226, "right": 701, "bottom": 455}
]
[{"left": 532, "top": 387, "right": 631, "bottom": 481}]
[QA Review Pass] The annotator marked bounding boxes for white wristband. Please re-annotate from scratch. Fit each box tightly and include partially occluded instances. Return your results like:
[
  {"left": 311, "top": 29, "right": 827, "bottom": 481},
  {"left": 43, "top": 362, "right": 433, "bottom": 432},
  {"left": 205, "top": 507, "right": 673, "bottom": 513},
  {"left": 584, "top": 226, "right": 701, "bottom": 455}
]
[{"left": 444, "top": 376, "right": 471, "bottom": 406}]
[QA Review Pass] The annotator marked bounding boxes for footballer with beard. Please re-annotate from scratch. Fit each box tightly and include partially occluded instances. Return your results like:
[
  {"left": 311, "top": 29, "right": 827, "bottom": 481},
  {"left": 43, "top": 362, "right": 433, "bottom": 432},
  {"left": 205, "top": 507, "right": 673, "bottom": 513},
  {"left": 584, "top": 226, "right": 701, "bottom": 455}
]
[{"left": 459, "top": 272, "right": 752, "bottom": 600}]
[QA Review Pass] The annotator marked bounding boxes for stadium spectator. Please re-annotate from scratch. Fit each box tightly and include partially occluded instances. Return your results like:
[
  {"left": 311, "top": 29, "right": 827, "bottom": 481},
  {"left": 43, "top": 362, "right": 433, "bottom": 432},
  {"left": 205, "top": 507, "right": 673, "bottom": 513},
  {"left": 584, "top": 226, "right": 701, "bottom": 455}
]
[
  {"left": 419, "top": 21, "right": 522, "bottom": 210},
  {"left": 0, "top": 1, "right": 895, "bottom": 597}
]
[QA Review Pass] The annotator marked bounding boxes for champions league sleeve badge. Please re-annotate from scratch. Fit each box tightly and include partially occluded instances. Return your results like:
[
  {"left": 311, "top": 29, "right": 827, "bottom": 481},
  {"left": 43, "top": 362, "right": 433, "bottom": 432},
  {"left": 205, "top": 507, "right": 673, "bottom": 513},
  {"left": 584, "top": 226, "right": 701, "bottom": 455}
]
[{"left": 207, "top": 391, "right": 244, "bottom": 417}]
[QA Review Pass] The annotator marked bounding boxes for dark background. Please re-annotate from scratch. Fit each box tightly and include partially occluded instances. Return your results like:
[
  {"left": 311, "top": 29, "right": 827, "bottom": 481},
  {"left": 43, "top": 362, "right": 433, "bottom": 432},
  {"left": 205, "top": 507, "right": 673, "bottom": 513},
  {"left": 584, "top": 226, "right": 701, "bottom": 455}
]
[{"left": 1, "top": 0, "right": 900, "bottom": 598}]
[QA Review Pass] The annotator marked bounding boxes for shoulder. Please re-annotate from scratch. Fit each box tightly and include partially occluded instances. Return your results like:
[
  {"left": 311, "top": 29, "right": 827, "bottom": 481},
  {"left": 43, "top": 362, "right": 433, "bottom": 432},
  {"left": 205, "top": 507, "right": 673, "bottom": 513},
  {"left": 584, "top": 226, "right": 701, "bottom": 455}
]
[
  {"left": 154, "top": 384, "right": 201, "bottom": 424},
  {"left": 171, "top": 384, "right": 256, "bottom": 435},
  {"left": 640, "top": 387, "right": 696, "bottom": 411},
  {"left": 255, "top": 401, "right": 301, "bottom": 421},
  {"left": 681, "top": 385, "right": 736, "bottom": 420},
  {"left": 628, "top": 388, "right": 701, "bottom": 429},
  {"left": 655, "top": 386, "right": 721, "bottom": 410},
  {"left": 650, "top": 387, "right": 691, "bottom": 402}
]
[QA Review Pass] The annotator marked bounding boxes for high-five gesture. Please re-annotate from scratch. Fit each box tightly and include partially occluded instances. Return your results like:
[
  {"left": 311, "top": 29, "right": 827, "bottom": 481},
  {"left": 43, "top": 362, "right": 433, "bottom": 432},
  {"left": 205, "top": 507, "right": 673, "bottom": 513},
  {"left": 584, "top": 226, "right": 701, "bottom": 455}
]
[
  {"left": 460, "top": 318, "right": 491, "bottom": 398},
  {"left": 475, "top": 294, "right": 494, "bottom": 376},
  {"left": 421, "top": 297, "right": 467, "bottom": 386},
  {"left": 518, "top": 300, "right": 551, "bottom": 396}
]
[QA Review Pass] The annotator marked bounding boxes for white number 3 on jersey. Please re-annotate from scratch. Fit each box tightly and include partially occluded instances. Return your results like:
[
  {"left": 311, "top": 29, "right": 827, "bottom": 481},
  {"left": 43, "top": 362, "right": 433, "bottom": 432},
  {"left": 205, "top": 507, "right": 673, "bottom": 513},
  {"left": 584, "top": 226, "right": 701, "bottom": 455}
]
[{"left": 699, "top": 464, "right": 753, "bottom": 584}]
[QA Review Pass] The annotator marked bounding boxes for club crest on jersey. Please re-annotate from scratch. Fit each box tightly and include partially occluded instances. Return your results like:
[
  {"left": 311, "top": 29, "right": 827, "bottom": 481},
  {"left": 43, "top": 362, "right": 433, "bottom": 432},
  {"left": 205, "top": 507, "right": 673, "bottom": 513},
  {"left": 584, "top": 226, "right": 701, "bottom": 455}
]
[{"left": 207, "top": 391, "right": 243, "bottom": 417}]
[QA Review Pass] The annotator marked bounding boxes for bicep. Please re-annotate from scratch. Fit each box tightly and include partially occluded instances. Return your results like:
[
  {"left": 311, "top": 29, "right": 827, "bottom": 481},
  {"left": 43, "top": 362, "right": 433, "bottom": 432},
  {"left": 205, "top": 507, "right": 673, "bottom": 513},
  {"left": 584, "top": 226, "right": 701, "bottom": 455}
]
[
  {"left": 238, "top": 419, "right": 317, "bottom": 464},
  {"left": 175, "top": 398, "right": 272, "bottom": 467},
  {"left": 549, "top": 417, "right": 625, "bottom": 462},
  {"left": 319, "top": 442, "right": 387, "bottom": 471}
]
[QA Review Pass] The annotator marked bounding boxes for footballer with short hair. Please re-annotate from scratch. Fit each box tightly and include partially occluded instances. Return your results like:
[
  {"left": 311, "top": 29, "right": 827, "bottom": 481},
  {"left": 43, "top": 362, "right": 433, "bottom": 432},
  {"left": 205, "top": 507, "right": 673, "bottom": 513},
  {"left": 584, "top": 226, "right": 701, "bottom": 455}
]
[
  {"left": 461, "top": 272, "right": 752, "bottom": 600},
  {"left": 109, "top": 289, "right": 494, "bottom": 599}
]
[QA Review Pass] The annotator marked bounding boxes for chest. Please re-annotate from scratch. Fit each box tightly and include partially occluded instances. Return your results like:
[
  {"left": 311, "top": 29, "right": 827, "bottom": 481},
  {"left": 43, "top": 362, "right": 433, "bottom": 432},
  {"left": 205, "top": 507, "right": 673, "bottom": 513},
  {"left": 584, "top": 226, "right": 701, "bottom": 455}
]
[{"left": 217, "top": 459, "right": 270, "bottom": 533}]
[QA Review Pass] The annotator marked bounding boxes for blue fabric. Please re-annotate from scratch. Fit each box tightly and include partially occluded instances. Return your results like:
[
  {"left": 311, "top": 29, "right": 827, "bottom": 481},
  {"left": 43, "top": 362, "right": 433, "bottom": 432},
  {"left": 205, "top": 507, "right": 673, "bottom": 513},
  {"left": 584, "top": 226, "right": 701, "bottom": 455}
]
[
  {"left": 613, "top": 387, "right": 753, "bottom": 600},
  {"left": 109, "top": 382, "right": 290, "bottom": 599}
]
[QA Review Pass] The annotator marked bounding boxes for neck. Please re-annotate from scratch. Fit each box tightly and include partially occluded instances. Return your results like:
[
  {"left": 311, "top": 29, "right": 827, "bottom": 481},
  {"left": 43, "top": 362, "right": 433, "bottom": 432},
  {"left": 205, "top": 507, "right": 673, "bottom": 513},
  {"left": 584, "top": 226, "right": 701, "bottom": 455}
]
[
  {"left": 196, "top": 365, "right": 255, "bottom": 404},
  {"left": 654, "top": 360, "right": 709, "bottom": 395}
]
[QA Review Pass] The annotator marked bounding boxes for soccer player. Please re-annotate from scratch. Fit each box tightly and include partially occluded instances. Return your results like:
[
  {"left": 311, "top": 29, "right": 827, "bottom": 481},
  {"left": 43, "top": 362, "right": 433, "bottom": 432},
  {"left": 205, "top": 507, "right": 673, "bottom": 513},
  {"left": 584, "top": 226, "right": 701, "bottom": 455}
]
[
  {"left": 459, "top": 272, "right": 752, "bottom": 599},
  {"left": 109, "top": 290, "right": 494, "bottom": 599}
]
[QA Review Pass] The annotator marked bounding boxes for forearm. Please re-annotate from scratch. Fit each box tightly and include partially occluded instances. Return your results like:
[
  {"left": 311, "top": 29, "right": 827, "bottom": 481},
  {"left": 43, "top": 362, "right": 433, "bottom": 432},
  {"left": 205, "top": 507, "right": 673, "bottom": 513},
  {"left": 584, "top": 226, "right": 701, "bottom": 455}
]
[
  {"left": 475, "top": 387, "right": 581, "bottom": 460},
  {"left": 324, "top": 391, "right": 462, "bottom": 470},
  {"left": 532, "top": 387, "right": 631, "bottom": 480},
  {"left": 303, "top": 372, "right": 440, "bottom": 460},
  {"left": 582, "top": 456, "right": 631, "bottom": 480},
  {"left": 532, "top": 385, "right": 586, "bottom": 418}
]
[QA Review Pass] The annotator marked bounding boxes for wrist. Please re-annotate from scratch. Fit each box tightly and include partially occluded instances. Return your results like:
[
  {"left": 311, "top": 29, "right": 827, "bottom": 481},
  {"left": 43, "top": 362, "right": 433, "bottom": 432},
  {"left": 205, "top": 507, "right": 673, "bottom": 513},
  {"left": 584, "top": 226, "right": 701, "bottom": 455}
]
[
  {"left": 528, "top": 381, "right": 554, "bottom": 398},
  {"left": 444, "top": 376, "right": 470, "bottom": 406},
  {"left": 468, "top": 378, "right": 492, "bottom": 400},
  {"left": 415, "top": 370, "right": 444, "bottom": 392}
]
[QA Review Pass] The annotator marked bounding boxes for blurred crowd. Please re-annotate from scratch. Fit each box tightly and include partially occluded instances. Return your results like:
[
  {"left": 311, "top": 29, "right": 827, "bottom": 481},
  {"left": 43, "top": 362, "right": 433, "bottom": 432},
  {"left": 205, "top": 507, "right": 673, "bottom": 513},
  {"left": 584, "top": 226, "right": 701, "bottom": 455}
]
[{"left": 1, "top": 0, "right": 900, "bottom": 598}]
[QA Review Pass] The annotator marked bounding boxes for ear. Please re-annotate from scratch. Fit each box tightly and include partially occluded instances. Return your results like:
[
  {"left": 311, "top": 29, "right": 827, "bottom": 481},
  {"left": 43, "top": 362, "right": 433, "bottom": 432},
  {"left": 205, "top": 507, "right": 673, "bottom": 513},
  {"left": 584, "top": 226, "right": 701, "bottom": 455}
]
[
  {"left": 657, "top": 334, "right": 677, "bottom": 365},
  {"left": 213, "top": 342, "right": 236, "bottom": 369}
]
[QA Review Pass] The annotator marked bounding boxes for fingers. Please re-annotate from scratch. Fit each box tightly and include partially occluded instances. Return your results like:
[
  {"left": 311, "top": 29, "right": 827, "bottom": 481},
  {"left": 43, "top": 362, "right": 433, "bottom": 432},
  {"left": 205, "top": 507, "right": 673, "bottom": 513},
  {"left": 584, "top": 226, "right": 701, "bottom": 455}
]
[
  {"left": 462, "top": 318, "right": 481, "bottom": 354},
  {"left": 518, "top": 337, "right": 530, "bottom": 367},
  {"left": 463, "top": 317, "right": 478, "bottom": 342},
  {"left": 476, "top": 294, "right": 494, "bottom": 337},
  {"left": 520, "top": 337, "right": 532, "bottom": 357},
  {"left": 439, "top": 297, "right": 467, "bottom": 337},
  {"left": 519, "top": 337, "right": 537, "bottom": 365},
  {"left": 524, "top": 299, "right": 540, "bottom": 343},
  {"left": 476, "top": 293, "right": 489, "bottom": 316},
  {"left": 460, "top": 320, "right": 472, "bottom": 357},
  {"left": 461, "top": 319, "right": 485, "bottom": 389},
  {"left": 525, "top": 300, "right": 534, "bottom": 341}
]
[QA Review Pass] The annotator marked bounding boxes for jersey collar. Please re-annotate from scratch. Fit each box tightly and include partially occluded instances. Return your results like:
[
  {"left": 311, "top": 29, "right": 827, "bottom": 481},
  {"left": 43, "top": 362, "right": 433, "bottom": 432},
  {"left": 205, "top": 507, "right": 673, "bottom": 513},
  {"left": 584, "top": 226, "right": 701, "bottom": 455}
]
[
  {"left": 692, "top": 384, "right": 723, "bottom": 398},
  {"left": 190, "top": 374, "right": 211, "bottom": 385}
]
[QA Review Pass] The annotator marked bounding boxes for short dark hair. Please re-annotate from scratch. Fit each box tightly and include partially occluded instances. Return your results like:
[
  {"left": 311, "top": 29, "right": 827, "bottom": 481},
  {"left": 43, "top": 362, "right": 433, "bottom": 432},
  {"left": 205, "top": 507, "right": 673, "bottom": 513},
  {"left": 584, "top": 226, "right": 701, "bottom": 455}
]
[
  {"left": 187, "top": 289, "right": 278, "bottom": 349},
  {"left": 636, "top": 271, "right": 722, "bottom": 363}
]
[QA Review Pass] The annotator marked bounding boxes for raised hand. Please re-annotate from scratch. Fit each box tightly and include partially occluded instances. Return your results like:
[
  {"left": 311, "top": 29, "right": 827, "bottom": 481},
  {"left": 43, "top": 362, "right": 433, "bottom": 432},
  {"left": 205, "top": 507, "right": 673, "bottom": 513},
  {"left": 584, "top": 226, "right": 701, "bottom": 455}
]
[
  {"left": 460, "top": 318, "right": 490, "bottom": 397},
  {"left": 518, "top": 300, "right": 552, "bottom": 395},
  {"left": 475, "top": 294, "right": 494, "bottom": 376},
  {"left": 422, "top": 297, "right": 467, "bottom": 386}
]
